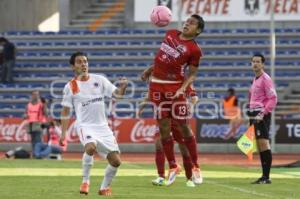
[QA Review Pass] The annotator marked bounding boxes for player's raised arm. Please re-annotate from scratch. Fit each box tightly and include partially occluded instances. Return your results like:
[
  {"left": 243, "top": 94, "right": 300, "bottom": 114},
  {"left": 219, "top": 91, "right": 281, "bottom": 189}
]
[
  {"left": 113, "top": 77, "right": 128, "bottom": 99},
  {"left": 141, "top": 65, "right": 153, "bottom": 81},
  {"left": 173, "top": 65, "right": 198, "bottom": 99}
]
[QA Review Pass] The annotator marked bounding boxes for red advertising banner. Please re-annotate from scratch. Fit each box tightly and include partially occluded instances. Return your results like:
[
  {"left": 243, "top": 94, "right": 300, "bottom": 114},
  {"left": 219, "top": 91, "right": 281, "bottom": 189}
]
[{"left": 0, "top": 118, "right": 196, "bottom": 144}]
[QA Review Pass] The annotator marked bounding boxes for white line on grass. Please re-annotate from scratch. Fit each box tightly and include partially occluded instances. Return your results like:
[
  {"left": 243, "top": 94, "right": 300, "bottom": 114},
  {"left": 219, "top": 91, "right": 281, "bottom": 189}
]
[{"left": 205, "top": 180, "right": 275, "bottom": 198}]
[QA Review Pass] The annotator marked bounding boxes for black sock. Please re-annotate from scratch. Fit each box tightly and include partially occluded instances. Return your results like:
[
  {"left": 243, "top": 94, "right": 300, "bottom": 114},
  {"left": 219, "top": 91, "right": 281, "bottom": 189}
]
[{"left": 259, "top": 150, "right": 272, "bottom": 179}]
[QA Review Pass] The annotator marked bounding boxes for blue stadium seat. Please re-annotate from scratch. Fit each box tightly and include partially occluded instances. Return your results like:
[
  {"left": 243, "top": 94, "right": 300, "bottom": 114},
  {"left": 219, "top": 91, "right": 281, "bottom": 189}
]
[
  {"left": 94, "top": 30, "right": 105, "bottom": 35},
  {"left": 278, "top": 40, "right": 290, "bottom": 45},
  {"left": 15, "top": 41, "right": 27, "bottom": 46},
  {"left": 132, "top": 30, "right": 143, "bottom": 34},
  {"left": 0, "top": 104, "right": 14, "bottom": 109},
  {"left": 229, "top": 40, "right": 241, "bottom": 45},
  {"left": 44, "top": 32, "right": 56, "bottom": 35},
  {"left": 259, "top": 29, "right": 270, "bottom": 33},
  {"left": 117, "top": 41, "right": 128, "bottom": 46},
  {"left": 67, "top": 41, "right": 78, "bottom": 46},
  {"left": 15, "top": 104, "right": 26, "bottom": 109},
  {"left": 145, "top": 30, "right": 156, "bottom": 34},
  {"left": 276, "top": 82, "right": 289, "bottom": 88},
  {"left": 15, "top": 94, "right": 29, "bottom": 100}
]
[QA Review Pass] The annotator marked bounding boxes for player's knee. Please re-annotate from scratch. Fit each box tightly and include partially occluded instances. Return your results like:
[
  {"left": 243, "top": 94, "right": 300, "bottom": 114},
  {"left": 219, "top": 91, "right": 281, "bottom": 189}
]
[
  {"left": 181, "top": 125, "right": 192, "bottom": 137},
  {"left": 257, "top": 139, "right": 270, "bottom": 151},
  {"left": 155, "top": 139, "right": 163, "bottom": 150},
  {"left": 109, "top": 158, "right": 121, "bottom": 167},
  {"left": 112, "top": 160, "right": 121, "bottom": 168},
  {"left": 85, "top": 143, "right": 96, "bottom": 155},
  {"left": 107, "top": 152, "right": 121, "bottom": 167}
]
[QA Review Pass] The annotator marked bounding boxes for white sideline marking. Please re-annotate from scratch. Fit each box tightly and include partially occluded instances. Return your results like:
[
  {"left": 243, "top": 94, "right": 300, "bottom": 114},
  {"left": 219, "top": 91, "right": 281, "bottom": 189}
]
[{"left": 206, "top": 180, "right": 274, "bottom": 198}]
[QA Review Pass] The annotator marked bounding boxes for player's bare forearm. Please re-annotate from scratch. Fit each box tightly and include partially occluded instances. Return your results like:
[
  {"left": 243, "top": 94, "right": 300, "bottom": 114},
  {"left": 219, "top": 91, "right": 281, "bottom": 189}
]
[
  {"left": 60, "top": 106, "right": 70, "bottom": 139},
  {"left": 181, "top": 65, "right": 197, "bottom": 90},
  {"left": 141, "top": 65, "right": 153, "bottom": 81},
  {"left": 113, "top": 77, "right": 128, "bottom": 98}
]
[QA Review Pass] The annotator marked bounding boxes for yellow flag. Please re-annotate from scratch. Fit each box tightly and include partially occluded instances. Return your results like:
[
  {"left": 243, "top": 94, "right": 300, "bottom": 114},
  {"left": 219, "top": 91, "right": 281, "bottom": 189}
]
[{"left": 237, "top": 125, "right": 257, "bottom": 160}]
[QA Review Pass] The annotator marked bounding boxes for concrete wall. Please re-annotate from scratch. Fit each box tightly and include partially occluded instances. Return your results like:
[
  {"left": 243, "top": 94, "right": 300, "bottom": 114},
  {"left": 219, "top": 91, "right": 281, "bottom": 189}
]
[{"left": 0, "top": 0, "right": 58, "bottom": 32}]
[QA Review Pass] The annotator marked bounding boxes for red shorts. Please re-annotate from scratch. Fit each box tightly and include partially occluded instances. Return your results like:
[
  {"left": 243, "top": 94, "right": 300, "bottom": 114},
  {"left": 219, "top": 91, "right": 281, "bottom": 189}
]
[{"left": 149, "top": 81, "right": 191, "bottom": 123}]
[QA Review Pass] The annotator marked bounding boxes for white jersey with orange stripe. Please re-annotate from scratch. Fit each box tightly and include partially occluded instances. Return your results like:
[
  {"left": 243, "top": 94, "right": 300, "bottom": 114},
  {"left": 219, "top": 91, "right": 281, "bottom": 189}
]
[{"left": 61, "top": 74, "right": 116, "bottom": 130}]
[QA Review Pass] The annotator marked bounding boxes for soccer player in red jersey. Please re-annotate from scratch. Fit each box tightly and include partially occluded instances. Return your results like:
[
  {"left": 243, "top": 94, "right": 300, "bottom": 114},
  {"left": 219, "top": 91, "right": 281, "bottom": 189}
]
[
  {"left": 139, "top": 85, "right": 202, "bottom": 187},
  {"left": 141, "top": 14, "right": 205, "bottom": 186}
]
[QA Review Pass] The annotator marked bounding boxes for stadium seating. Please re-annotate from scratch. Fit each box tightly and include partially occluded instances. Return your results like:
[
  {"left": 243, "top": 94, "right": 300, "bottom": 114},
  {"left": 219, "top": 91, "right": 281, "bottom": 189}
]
[{"left": 1, "top": 28, "right": 300, "bottom": 118}]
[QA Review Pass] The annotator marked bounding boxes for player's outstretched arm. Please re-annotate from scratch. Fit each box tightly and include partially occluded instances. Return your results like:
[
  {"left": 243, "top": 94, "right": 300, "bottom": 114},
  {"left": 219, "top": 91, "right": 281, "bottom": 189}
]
[
  {"left": 113, "top": 77, "right": 128, "bottom": 99},
  {"left": 59, "top": 106, "right": 70, "bottom": 146},
  {"left": 173, "top": 65, "right": 198, "bottom": 99},
  {"left": 141, "top": 65, "right": 153, "bottom": 81}
]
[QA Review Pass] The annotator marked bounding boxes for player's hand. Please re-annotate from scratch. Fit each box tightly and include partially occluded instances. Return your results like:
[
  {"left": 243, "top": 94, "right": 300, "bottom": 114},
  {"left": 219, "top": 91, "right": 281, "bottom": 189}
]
[
  {"left": 172, "top": 87, "right": 185, "bottom": 99},
  {"left": 59, "top": 135, "right": 66, "bottom": 146},
  {"left": 254, "top": 112, "right": 264, "bottom": 123},
  {"left": 141, "top": 69, "right": 151, "bottom": 81},
  {"left": 190, "top": 96, "right": 199, "bottom": 105}
]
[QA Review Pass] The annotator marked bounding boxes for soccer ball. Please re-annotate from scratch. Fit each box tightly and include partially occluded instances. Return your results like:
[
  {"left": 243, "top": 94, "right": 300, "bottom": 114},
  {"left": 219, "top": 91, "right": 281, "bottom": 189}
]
[{"left": 150, "top": 5, "right": 172, "bottom": 27}]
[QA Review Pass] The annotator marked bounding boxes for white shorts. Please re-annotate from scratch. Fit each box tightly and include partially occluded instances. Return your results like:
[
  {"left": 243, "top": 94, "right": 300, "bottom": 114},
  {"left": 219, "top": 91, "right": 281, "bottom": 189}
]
[{"left": 77, "top": 125, "right": 120, "bottom": 159}]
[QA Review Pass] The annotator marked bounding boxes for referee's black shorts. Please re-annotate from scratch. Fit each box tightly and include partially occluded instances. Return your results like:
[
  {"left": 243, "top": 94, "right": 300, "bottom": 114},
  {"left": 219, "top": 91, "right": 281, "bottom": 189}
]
[{"left": 247, "top": 110, "right": 271, "bottom": 139}]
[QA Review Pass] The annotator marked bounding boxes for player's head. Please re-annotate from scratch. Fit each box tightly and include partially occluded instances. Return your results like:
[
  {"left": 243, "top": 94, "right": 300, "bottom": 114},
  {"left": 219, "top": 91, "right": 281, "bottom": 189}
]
[
  {"left": 69, "top": 51, "right": 89, "bottom": 77},
  {"left": 0, "top": 37, "right": 8, "bottom": 45},
  {"left": 182, "top": 14, "right": 205, "bottom": 38},
  {"left": 227, "top": 88, "right": 235, "bottom": 96},
  {"left": 251, "top": 53, "right": 265, "bottom": 73},
  {"left": 31, "top": 90, "right": 40, "bottom": 101}
]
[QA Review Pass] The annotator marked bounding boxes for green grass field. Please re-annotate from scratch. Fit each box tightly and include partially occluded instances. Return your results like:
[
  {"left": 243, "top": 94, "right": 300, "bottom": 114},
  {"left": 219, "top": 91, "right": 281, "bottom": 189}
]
[{"left": 0, "top": 159, "right": 299, "bottom": 199}]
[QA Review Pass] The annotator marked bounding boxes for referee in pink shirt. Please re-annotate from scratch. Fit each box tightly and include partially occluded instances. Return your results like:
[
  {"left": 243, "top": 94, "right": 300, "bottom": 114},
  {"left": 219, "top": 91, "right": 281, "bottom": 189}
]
[{"left": 248, "top": 53, "right": 277, "bottom": 184}]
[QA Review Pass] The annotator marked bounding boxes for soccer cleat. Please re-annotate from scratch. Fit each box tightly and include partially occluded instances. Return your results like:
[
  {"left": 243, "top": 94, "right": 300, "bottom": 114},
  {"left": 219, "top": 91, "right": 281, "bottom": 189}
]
[
  {"left": 152, "top": 177, "right": 166, "bottom": 186},
  {"left": 186, "top": 180, "right": 196, "bottom": 187},
  {"left": 99, "top": 187, "right": 112, "bottom": 196},
  {"left": 192, "top": 167, "right": 203, "bottom": 185},
  {"left": 79, "top": 182, "right": 89, "bottom": 195},
  {"left": 251, "top": 177, "right": 272, "bottom": 184},
  {"left": 166, "top": 164, "right": 181, "bottom": 186}
]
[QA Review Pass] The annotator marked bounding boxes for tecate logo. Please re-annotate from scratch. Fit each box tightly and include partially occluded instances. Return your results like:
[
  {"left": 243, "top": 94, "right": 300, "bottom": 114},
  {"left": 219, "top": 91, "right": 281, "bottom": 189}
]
[{"left": 130, "top": 120, "right": 158, "bottom": 142}]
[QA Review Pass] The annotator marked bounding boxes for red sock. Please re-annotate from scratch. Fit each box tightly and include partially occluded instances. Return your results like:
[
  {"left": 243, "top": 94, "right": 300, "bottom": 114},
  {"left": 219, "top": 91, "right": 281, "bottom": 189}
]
[
  {"left": 155, "top": 149, "right": 165, "bottom": 178},
  {"left": 182, "top": 155, "right": 193, "bottom": 180},
  {"left": 184, "top": 136, "right": 199, "bottom": 168},
  {"left": 161, "top": 136, "right": 177, "bottom": 169}
]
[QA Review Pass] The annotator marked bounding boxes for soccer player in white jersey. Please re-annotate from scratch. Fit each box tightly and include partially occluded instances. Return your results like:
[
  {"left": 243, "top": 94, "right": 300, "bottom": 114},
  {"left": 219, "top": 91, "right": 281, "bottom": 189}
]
[{"left": 59, "top": 52, "right": 128, "bottom": 196}]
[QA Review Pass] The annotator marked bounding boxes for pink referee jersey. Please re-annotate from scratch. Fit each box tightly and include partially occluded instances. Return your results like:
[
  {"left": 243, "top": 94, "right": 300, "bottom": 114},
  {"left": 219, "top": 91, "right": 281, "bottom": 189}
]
[{"left": 249, "top": 72, "right": 277, "bottom": 115}]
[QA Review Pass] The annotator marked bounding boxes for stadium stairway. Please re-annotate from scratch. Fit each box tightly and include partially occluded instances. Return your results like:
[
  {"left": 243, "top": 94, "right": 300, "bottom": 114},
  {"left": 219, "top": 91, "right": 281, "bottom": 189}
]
[{"left": 67, "top": 0, "right": 126, "bottom": 30}]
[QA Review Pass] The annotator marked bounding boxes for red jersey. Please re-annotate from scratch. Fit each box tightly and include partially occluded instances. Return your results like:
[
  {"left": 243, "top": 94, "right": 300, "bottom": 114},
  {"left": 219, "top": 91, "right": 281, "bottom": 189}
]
[{"left": 152, "top": 29, "right": 202, "bottom": 82}]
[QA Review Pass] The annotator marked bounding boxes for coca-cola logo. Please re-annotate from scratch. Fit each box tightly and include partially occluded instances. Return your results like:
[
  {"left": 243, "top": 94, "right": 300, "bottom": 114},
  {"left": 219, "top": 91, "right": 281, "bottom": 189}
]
[
  {"left": 130, "top": 120, "right": 158, "bottom": 142},
  {"left": 0, "top": 119, "right": 29, "bottom": 142},
  {"left": 0, "top": 118, "right": 81, "bottom": 143}
]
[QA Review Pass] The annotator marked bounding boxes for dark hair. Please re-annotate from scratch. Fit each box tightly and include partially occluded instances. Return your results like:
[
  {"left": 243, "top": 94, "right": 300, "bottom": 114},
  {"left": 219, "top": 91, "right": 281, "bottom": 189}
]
[
  {"left": 227, "top": 88, "right": 235, "bottom": 95},
  {"left": 191, "top": 14, "right": 205, "bottom": 34},
  {"left": 0, "top": 37, "right": 8, "bottom": 43},
  {"left": 252, "top": 53, "right": 265, "bottom": 63},
  {"left": 69, "top": 51, "right": 88, "bottom": 65}
]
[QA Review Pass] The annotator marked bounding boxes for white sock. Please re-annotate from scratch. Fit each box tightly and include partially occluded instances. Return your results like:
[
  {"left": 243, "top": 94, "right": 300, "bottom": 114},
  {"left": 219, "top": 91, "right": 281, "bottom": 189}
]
[
  {"left": 82, "top": 153, "right": 94, "bottom": 184},
  {"left": 100, "top": 164, "right": 118, "bottom": 190}
]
